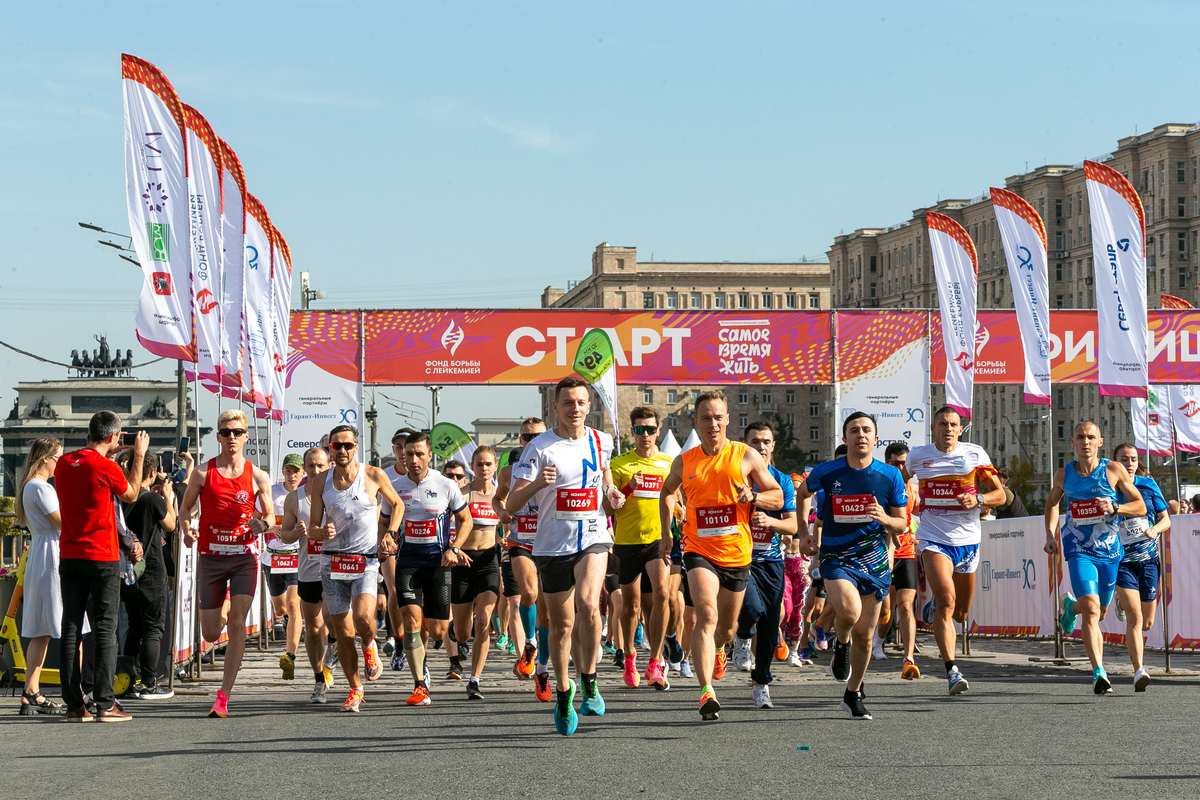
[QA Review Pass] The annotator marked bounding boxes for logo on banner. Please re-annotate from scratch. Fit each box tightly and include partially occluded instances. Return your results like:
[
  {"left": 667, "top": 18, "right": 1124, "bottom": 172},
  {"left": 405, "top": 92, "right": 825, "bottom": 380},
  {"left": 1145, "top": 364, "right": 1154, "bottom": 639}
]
[
  {"left": 1117, "top": 238, "right": 1130, "bottom": 252},
  {"left": 273, "top": 353, "right": 285, "bottom": 372},
  {"left": 147, "top": 222, "right": 170, "bottom": 262},
  {"left": 441, "top": 320, "right": 466, "bottom": 356},
  {"left": 975, "top": 326, "right": 990, "bottom": 355},
  {"left": 1022, "top": 558, "right": 1037, "bottom": 590},
  {"left": 906, "top": 408, "right": 924, "bottom": 423},
  {"left": 1179, "top": 401, "right": 1200, "bottom": 418},
  {"left": 954, "top": 352, "right": 973, "bottom": 371},
  {"left": 338, "top": 408, "right": 358, "bottom": 424},
  {"left": 152, "top": 272, "right": 172, "bottom": 296},
  {"left": 247, "top": 245, "right": 259, "bottom": 270},
  {"left": 196, "top": 289, "right": 218, "bottom": 314},
  {"left": 1149, "top": 413, "right": 1160, "bottom": 426},
  {"left": 1017, "top": 245, "right": 1033, "bottom": 272},
  {"left": 142, "top": 180, "right": 168, "bottom": 213}
]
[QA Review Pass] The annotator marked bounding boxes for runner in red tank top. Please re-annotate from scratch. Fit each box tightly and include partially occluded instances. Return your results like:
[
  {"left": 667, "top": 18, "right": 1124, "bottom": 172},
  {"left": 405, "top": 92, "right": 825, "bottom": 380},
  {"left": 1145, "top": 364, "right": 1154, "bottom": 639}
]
[{"left": 180, "top": 409, "right": 275, "bottom": 718}]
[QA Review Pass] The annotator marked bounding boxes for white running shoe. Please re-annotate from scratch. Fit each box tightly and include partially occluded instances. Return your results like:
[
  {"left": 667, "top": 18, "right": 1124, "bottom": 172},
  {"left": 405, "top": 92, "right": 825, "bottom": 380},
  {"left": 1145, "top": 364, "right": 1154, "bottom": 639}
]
[
  {"left": 679, "top": 659, "right": 694, "bottom": 678},
  {"left": 731, "top": 636, "right": 753, "bottom": 672},
  {"left": 786, "top": 645, "right": 804, "bottom": 668},
  {"left": 751, "top": 682, "right": 773, "bottom": 709},
  {"left": 601, "top": 618, "right": 609, "bottom": 638},
  {"left": 872, "top": 634, "right": 887, "bottom": 661},
  {"left": 668, "top": 661, "right": 682, "bottom": 675},
  {"left": 323, "top": 643, "right": 338, "bottom": 670},
  {"left": 1134, "top": 667, "right": 1150, "bottom": 692},
  {"left": 1116, "top": 604, "right": 1126, "bottom": 621}
]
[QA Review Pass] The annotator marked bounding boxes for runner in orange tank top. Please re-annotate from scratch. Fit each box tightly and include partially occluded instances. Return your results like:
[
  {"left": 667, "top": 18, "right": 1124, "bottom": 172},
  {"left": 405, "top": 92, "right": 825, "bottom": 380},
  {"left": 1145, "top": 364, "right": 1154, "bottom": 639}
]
[{"left": 658, "top": 390, "right": 782, "bottom": 721}]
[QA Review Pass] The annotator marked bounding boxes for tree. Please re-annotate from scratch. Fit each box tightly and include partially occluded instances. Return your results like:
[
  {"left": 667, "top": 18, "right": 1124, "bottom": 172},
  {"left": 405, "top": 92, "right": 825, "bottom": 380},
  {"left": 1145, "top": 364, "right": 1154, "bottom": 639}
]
[
  {"left": 767, "top": 413, "right": 812, "bottom": 475},
  {"left": 1006, "top": 457, "right": 1037, "bottom": 512}
]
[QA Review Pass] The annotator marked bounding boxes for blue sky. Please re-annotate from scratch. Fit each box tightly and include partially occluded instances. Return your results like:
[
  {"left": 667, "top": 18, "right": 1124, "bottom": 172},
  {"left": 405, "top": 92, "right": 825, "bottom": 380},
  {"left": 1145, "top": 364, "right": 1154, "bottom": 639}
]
[{"left": 1, "top": 1, "right": 1196, "bottom": 454}]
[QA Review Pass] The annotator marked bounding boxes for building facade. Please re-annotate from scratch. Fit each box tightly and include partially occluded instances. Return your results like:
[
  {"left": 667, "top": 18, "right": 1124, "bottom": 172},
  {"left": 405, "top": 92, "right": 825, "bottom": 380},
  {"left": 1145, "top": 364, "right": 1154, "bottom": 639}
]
[
  {"left": 541, "top": 244, "right": 832, "bottom": 465},
  {"left": 827, "top": 122, "right": 1200, "bottom": 502}
]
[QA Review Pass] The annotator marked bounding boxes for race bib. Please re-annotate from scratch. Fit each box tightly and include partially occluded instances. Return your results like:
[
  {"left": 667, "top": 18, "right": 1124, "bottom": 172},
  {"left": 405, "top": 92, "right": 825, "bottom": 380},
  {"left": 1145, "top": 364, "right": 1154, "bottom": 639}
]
[
  {"left": 306, "top": 537, "right": 324, "bottom": 556},
  {"left": 330, "top": 554, "right": 367, "bottom": 581},
  {"left": 696, "top": 504, "right": 738, "bottom": 538},
  {"left": 921, "top": 476, "right": 976, "bottom": 509},
  {"left": 515, "top": 514, "right": 537, "bottom": 543},
  {"left": 632, "top": 473, "right": 664, "bottom": 500},
  {"left": 404, "top": 518, "right": 439, "bottom": 544},
  {"left": 470, "top": 501, "right": 499, "bottom": 526},
  {"left": 207, "top": 527, "right": 248, "bottom": 554},
  {"left": 832, "top": 494, "right": 874, "bottom": 524},
  {"left": 270, "top": 553, "right": 299, "bottom": 574},
  {"left": 556, "top": 488, "right": 598, "bottom": 521},
  {"left": 1069, "top": 498, "right": 1106, "bottom": 524},
  {"left": 751, "top": 520, "right": 774, "bottom": 551},
  {"left": 1119, "top": 515, "right": 1150, "bottom": 538}
]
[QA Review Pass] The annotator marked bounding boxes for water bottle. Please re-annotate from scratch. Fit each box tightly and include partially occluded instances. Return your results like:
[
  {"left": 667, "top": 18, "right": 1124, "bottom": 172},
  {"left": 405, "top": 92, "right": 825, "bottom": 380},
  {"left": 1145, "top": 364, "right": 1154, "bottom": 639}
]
[{"left": 122, "top": 562, "right": 136, "bottom": 586}]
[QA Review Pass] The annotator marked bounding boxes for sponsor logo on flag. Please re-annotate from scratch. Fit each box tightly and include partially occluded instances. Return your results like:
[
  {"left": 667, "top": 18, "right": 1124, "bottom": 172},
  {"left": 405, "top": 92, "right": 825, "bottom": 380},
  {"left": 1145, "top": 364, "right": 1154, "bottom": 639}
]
[
  {"left": 147, "top": 221, "right": 170, "bottom": 261},
  {"left": 152, "top": 272, "right": 172, "bottom": 295}
]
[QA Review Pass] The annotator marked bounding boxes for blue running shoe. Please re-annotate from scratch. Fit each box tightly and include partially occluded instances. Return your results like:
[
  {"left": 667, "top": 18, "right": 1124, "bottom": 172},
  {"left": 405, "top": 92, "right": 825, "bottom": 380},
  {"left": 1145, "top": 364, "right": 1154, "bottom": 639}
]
[
  {"left": 553, "top": 679, "right": 578, "bottom": 735},
  {"left": 815, "top": 628, "right": 828, "bottom": 651},
  {"left": 580, "top": 682, "right": 606, "bottom": 716},
  {"left": 947, "top": 668, "right": 969, "bottom": 696},
  {"left": 922, "top": 600, "right": 936, "bottom": 626},
  {"left": 1060, "top": 593, "right": 1078, "bottom": 636},
  {"left": 1092, "top": 666, "right": 1112, "bottom": 695},
  {"left": 634, "top": 624, "right": 644, "bottom": 646}
]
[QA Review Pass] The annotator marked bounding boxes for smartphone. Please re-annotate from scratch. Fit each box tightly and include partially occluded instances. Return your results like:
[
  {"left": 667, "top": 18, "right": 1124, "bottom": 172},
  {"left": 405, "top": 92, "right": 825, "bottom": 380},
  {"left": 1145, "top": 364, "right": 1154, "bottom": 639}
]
[
  {"left": 118, "top": 433, "right": 125, "bottom": 446},
  {"left": 161, "top": 450, "right": 177, "bottom": 474},
  {"left": 179, "top": 436, "right": 190, "bottom": 455}
]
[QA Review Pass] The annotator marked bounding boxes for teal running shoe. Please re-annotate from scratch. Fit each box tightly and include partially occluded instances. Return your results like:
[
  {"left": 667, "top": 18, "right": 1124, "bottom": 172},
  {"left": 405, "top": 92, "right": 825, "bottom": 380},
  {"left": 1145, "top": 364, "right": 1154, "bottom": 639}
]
[
  {"left": 1059, "top": 593, "right": 1078, "bottom": 636},
  {"left": 553, "top": 679, "right": 578, "bottom": 735},
  {"left": 580, "top": 682, "right": 606, "bottom": 716},
  {"left": 1092, "top": 665, "right": 1113, "bottom": 695}
]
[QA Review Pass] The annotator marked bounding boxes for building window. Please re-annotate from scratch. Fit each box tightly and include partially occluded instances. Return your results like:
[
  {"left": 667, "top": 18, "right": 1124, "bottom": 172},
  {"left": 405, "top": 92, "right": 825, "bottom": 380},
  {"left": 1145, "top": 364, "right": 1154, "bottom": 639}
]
[
  {"left": 738, "top": 390, "right": 748, "bottom": 405},
  {"left": 870, "top": 283, "right": 877, "bottom": 299},
  {"left": 1056, "top": 294, "right": 1064, "bottom": 309},
  {"left": 1179, "top": 162, "right": 1188, "bottom": 183},
  {"left": 738, "top": 293, "right": 750, "bottom": 309},
  {"left": 667, "top": 294, "right": 677, "bottom": 309},
  {"left": 809, "top": 294, "right": 820, "bottom": 309},
  {"left": 761, "top": 390, "right": 772, "bottom": 404},
  {"left": 1055, "top": 199, "right": 1063, "bottom": 220},
  {"left": 643, "top": 389, "right": 653, "bottom": 403},
  {"left": 810, "top": 385, "right": 820, "bottom": 393},
  {"left": 1180, "top": 233, "right": 1188, "bottom": 257},
  {"left": 809, "top": 426, "right": 820, "bottom": 441},
  {"left": 761, "top": 292, "right": 773, "bottom": 309},
  {"left": 1057, "top": 420, "right": 1065, "bottom": 440},
  {"left": 786, "top": 293, "right": 797, "bottom": 309},
  {"left": 643, "top": 292, "right": 654, "bottom": 309},
  {"left": 691, "top": 292, "right": 701, "bottom": 309},
  {"left": 1056, "top": 232, "right": 1063, "bottom": 250},
  {"left": 1180, "top": 268, "right": 1188, "bottom": 289},
  {"left": 785, "top": 389, "right": 795, "bottom": 404},
  {"left": 809, "top": 402, "right": 819, "bottom": 417},
  {"left": 786, "top": 413, "right": 795, "bottom": 426},
  {"left": 738, "top": 414, "right": 749, "bottom": 428},
  {"left": 714, "top": 293, "right": 726, "bottom": 309},
  {"left": 667, "top": 389, "right": 678, "bottom": 404},
  {"left": 1057, "top": 452, "right": 1065, "bottom": 469},
  {"left": 870, "top": 256, "right": 877, "bottom": 272}
]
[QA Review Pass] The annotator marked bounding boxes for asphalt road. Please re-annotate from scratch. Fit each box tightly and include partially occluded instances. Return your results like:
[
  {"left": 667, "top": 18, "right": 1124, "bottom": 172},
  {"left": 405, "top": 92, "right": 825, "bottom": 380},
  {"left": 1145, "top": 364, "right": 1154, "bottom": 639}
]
[{"left": 4, "top": 637, "right": 1199, "bottom": 800}]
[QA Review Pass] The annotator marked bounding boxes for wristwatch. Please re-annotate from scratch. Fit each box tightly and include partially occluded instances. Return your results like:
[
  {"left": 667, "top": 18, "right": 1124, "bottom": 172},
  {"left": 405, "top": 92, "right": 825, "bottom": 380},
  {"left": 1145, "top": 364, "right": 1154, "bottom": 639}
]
[
  {"left": 750, "top": 491, "right": 759, "bottom": 505},
  {"left": 449, "top": 546, "right": 460, "bottom": 555}
]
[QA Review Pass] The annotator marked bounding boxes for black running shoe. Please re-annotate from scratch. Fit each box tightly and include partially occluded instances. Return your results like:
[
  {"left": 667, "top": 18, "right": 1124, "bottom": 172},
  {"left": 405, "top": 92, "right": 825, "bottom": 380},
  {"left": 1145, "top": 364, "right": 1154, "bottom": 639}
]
[
  {"left": 613, "top": 649, "right": 625, "bottom": 669},
  {"left": 839, "top": 688, "right": 872, "bottom": 720},
  {"left": 829, "top": 639, "right": 851, "bottom": 682},
  {"left": 467, "top": 681, "right": 484, "bottom": 700}
]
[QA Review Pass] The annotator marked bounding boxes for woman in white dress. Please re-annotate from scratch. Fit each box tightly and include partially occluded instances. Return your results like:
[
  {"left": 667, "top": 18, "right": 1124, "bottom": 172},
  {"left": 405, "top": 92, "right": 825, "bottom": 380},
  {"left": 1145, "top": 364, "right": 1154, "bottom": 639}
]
[{"left": 15, "top": 436, "right": 65, "bottom": 715}]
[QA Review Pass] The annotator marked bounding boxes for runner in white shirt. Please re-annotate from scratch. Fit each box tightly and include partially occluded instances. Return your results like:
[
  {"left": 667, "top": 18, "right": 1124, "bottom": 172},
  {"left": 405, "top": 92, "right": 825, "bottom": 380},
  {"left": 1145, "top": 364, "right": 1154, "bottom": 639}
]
[
  {"left": 263, "top": 453, "right": 304, "bottom": 680},
  {"left": 379, "top": 428, "right": 419, "bottom": 671},
  {"left": 507, "top": 377, "right": 625, "bottom": 735},
  {"left": 902, "top": 407, "right": 1005, "bottom": 696}
]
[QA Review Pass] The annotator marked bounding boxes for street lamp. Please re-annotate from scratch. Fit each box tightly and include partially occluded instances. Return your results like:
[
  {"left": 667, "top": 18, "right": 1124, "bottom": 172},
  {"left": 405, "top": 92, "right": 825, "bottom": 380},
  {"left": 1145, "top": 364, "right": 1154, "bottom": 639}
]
[{"left": 300, "top": 271, "right": 326, "bottom": 309}]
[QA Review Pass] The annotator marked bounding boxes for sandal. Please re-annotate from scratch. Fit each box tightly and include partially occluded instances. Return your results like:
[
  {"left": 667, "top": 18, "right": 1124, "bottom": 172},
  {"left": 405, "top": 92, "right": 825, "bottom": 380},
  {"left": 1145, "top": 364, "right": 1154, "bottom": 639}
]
[{"left": 20, "top": 690, "right": 65, "bottom": 716}]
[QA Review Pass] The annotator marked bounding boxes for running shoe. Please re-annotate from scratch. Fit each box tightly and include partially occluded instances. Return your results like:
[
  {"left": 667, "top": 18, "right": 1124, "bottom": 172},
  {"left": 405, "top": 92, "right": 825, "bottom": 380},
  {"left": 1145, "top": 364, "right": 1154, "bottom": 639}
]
[
  {"left": 341, "top": 687, "right": 364, "bottom": 712},
  {"left": 467, "top": 680, "right": 484, "bottom": 701},
  {"left": 901, "top": 658, "right": 921, "bottom": 681},
  {"left": 580, "top": 682, "right": 605, "bottom": 716},
  {"left": 310, "top": 681, "right": 328, "bottom": 704},
  {"left": 518, "top": 643, "right": 538, "bottom": 677},
  {"left": 815, "top": 628, "right": 828, "bottom": 650},
  {"left": 786, "top": 644, "right": 804, "bottom": 667},
  {"left": 645, "top": 659, "right": 670, "bottom": 691},
  {"left": 495, "top": 634, "right": 510, "bottom": 652},
  {"left": 535, "top": 671, "right": 553, "bottom": 702},
  {"left": 839, "top": 688, "right": 872, "bottom": 720},
  {"left": 364, "top": 641, "right": 383, "bottom": 682},
  {"left": 613, "top": 649, "right": 625, "bottom": 670},
  {"left": 948, "top": 668, "right": 969, "bottom": 695},
  {"left": 731, "top": 636, "right": 752, "bottom": 672},
  {"left": 829, "top": 639, "right": 851, "bottom": 682},
  {"left": 603, "top": 639, "right": 616, "bottom": 656},
  {"left": 446, "top": 657, "right": 463, "bottom": 681},
  {"left": 458, "top": 642, "right": 471, "bottom": 661},
  {"left": 1134, "top": 667, "right": 1150, "bottom": 692},
  {"left": 424, "top": 665, "right": 431, "bottom": 686},
  {"left": 1092, "top": 666, "right": 1113, "bottom": 695},
  {"left": 751, "top": 682, "right": 773, "bottom": 709},
  {"left": 505, "top": 637, "right": 518, "bottom": 656},
  {"left": 513, "top": 656, "right": 532, "bottom": 681},
  {"left": 624, "top": 652, "right": 641, "bottom": 688},
  {"left": 922, "top": 600, "right": 936, "bottom": 626},
  {"left": 280, "top": 652, "right": 296, "bottom": 680},
  {"left": 634, "top": 623, "right": 644, "bottom": 646},
  {"left": 774, "top": 629, "right": 788, "bottom": 661},
  {"left": 323, "top": 665, "right": 335, "bottom": 687},
  {"left": 137, "top": 684, "right": 174, "bottom": 700},
  {"left": 1116, "top": 604, "right": 1126, "bottom": 622},
  {"left": 795, "top": 646, "right": 814, "bottom": 666},
  {"left": 391, "top": 652, "right": 405, "bottom": 672},
  {"left": 879, "top": 606, "right": 892, "bottom": 626},
  {"left": 554, "top": 679, "right": 578, "bottom": 735},
  {"left": 208, "top": 689, "right": 229, "bottom": 718},
  {"left": 871, "top": 635, "right": 887, "bottom": 661},
  {"left": 382, "top": 638, "right": 396, "bottom": 657},
  {"left": 323, "top": 643, "right": 339, "bottom": 670},
  {"left": 713, "top": 646, "right": 728, "bottom": 681},
  {"left": 698, "top": 687, "right": 720, "bottom": 721},
  {"left": 406, "top": 684, "right": 432, "bottom": 706},
  {"left": 601, "top": 618, "right": 609, "bottom": 638},
  {"left": 1060, "top": 593, "right": 1078, "bottom": 636},
  {"left": 668, "top": 661, "right": 682, "bottom": 675},
  {"left": 664, "top": 635, "right": 683, "bottom": 664}
]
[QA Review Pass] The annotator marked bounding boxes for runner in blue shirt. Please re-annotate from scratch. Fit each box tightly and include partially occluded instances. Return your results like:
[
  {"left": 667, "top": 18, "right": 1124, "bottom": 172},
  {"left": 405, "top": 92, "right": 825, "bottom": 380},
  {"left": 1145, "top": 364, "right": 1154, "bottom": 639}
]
[
  {"left": 796, "top": 412, "right": 907, "bottom": 720},
  {"left": 1044, "top": 421, "right": 1144, "bottom": 695},
  {"left": 729, "top": 421, "right": 798, "bottom": 709},
  {"left": 1111, "top": 443, "right": 1170, "bottom": 693}
]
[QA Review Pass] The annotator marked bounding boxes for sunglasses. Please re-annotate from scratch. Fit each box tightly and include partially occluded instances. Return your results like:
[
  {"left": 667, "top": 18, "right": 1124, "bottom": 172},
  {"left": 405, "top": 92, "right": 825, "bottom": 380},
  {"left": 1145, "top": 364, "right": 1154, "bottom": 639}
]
[
  {"left": 633, "top": 425, "right": 658, "bottom": 435},
  {"left": 445, "top": 473, "right": 466, "bottom": 480},
  {"left": 217, "top": 428, "right": 248, "bottom": 438},
  {"left": 519, "top": 433, "right": 538, "bottom": 442},
  {"left": 330, "top": 441, "right": 357, "bottom": 451}
]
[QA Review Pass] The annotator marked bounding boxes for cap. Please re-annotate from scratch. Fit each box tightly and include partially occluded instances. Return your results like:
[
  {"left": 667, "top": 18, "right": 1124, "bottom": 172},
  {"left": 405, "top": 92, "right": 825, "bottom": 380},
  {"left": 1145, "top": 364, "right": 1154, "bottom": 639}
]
[{"left": 282, "top": 453, "right": 304, "bottom": 469}]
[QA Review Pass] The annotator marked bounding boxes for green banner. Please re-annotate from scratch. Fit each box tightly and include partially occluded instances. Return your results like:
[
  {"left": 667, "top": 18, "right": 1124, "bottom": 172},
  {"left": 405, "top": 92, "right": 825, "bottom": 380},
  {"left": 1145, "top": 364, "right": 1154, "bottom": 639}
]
[
  {"left": 430, "top": 422, "right": 473, "bottom": 460},
  {"left": 572, "top": 329, "right": 616, "bottom": 384}
]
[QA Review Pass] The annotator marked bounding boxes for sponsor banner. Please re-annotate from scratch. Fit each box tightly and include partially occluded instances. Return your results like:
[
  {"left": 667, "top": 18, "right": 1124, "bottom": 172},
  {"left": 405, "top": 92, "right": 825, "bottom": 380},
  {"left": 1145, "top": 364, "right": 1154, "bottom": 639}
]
[
  {"left": 122, "top": 54, "right": 195, "bottom": 361},
  {"left": 243, "top": 195, "right": 275, "bottom": 408},
  {"left": 430, "top": 421, "right": 478, "bottom": 472},
  {"left": 1170, "top": 385, "right": 1200, "bottom": 453},
  {"left": 573, "top": 328, "right": 620, "bottom": 437},
  {"left": 1086, "top": 160, "right": 1148, "bottom": 398},
  {"left": 361, "top": 310, "right": 832, "bottom": 385},
  {"left": 1133, "top": 386, "right": 1174, "bottom": 457},
  {"left": 182, "top": 105, "right": 224, "bottom": 384},
  {"left": 218, "top": 139, "right": 247, "bottom": 389},
  {"left": 970, "top": 517, "right": 1055, "bottom": 637},
  {"left": 927, "top": 212, "right": 978, "bottom": 420},
  {"left": 835, "top": 312, "right": 929, "bottom": 454},
  {"left": 172, "top": 539, "right": 197, "bottom": 663},
  {"left": 262, "top": 226, "right": 294, "bottom": 421},
  {"left": 991, "top": 187, "right": 1051, "bottom": 405},
  {"left": 277, "top": 356, "right": 363, "bottom": 480}
]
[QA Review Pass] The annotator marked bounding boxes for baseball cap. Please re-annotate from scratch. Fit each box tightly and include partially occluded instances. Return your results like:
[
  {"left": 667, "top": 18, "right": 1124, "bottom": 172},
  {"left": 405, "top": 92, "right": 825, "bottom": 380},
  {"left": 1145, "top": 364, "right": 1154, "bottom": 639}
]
[{"left": 282, "top": 453, "right": 304, "bottom": 469}]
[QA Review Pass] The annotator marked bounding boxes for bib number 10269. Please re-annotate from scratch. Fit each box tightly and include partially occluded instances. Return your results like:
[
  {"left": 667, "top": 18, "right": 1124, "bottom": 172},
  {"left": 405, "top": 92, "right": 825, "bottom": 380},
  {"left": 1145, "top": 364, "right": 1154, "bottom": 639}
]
[{"left": 556, "top": 488, "right": 598, "bottom": 521}]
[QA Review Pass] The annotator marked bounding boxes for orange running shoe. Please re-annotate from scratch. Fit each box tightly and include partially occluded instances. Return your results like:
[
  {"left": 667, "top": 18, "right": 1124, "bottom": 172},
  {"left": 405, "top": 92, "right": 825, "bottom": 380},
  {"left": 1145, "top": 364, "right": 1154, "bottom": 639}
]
[
  {"left": 406, "top": 685, "right": 431, "bottom": 706},
  {"left": 207, "top": 689, "right": 229, "bottom": 718},
  {"left": 879, "top": 607, "right": 892, "bottom": 626},
  {"left": 364, "top": 641, "right": 383, "bottom": 681},
  {"left": 902, "top": 658, "right": 921, "bottom": 681},
  {"left": 774, "top": 628, "right": 789, "bottom": 662},
  {"left": 623, "top": 652, "right": 640, "bottom": 688},
  {"left": 713, "top": 647, "right": 727, "bottom": 681},
  {"left": 517, "top": 642, "right": 538, "bottom": 677},
  {"left": 698, "top": 687, "right": 720, "bottom": 721},
  {"left": 512, "top": 658, "right": 530, "bottom": 681},
  {"left": 534, "top": 671, "right": 552, "bottom": 702},
  {"left": 341, "top": 688, "right": 364, "bottom": 712}
]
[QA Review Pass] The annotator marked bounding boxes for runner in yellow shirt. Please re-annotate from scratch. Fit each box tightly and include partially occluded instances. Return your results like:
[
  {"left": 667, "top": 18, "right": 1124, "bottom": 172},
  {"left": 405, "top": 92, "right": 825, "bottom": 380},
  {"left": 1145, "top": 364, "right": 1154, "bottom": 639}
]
[{"left": 610, "top": 406, "right": 676, "bottom": 691}]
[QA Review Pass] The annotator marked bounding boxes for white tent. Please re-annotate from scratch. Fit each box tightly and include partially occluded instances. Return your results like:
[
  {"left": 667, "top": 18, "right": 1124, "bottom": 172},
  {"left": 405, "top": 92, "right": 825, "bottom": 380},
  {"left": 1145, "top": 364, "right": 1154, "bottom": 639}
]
[
  {"left": 659, "top": 430, "right": 682, "bottom": 457},
  {"left": 681, "top": 427, "right": 701, "bottom": 452}
]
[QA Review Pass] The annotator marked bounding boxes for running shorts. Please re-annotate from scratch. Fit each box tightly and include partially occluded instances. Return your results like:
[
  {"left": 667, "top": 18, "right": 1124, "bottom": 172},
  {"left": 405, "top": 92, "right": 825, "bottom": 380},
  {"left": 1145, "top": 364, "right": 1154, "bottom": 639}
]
[
  {"left": 297, "top": 579, "right": 324, "bottom": 605},
  {"left": 683, "top": 552, "right": 750, "bottom": 593},
  {"left": 821, "top": 557, "right": 889, "bottom": 601},
  {"left": 919, "top": 541, "right": 980, "bottom": 574},
  {"left": 264, "top": 564, "right": 298, "bottom": 596},
  {"left": 501, "top": 558, "right": 519, "bottom": 598},
  {"left": 198, "top": 553, "right": 258, "bottom": 610},
  {"left": 321, "top": 555, "right": 379, "bottom": 617},
  {"left": 451, "top": 547, "right": 501, "bottom": 604},
  {"left": 615, "top": 542, "right": 659, "bottom": 594},
  {"left": 395, "top": 564, "right": 452, "bottom": 620},
  {"left": 1066, "top": 554, "right": 1119, "bottom": 609},
  {"left": 537, "top": 542, "right": 611, "bottom": 595},
  {"left": 891, "top": 557, "right": 919, "bottom": 591},
  {"left": 1116, "top": 558, "right": 1160, "bottom": 603}
]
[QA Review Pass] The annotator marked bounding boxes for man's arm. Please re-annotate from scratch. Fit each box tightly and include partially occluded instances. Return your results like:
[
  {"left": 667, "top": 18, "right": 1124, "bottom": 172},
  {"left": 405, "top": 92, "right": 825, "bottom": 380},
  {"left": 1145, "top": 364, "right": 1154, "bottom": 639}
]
[
  {"left": 308, "top": 472, "right": 334, "bottom": 541},
  {"left": 492, "top": 464, "right": 514, "bottom": 524},
  {"left": 1043, "top": 468, "right": 1065, "bottom": 553},
  {"left": 600, "top": 467, "right": 626, "bottom": 515},
  {"left": 277, "top": 491, "right": 302, "bottom": 545},
  {"left": 973, "top": 469, "right": 1006, "bottom": 509},
  {"left": 179, "top": 463, "right": 207, "bottom": 547},
  {"left": 156, "top": 479, "right": 177, "bottom": 533},
  {"left": 658, "top": 456, "right": 684, "bottom": 564},
  {"left": 506, "top": 455, "right": 552, "bottom": 515},
  {"left": 740, "top": 448, "right": 783, "bottom": 510},
  {"left": 250, "top": 467, "right": 276, "bottom": 531},
  {"left": 118, "top": 431, "right": 150, "bottom": 503},
  {"left": 1108, "top": 462, "right": 1146, "bottom": 519}
]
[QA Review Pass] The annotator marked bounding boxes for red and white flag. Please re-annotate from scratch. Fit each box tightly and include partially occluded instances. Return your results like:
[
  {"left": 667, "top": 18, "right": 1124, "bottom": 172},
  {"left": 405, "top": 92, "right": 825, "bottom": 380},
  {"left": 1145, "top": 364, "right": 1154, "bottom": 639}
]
[
  {"left": 927, "top": 211, "right": 978, "bottom": 420},
  {"left": 1170, "top": 385, "right": 1200, "bottom": 453},
  {"left": 182, "top": 105, "right": 224, "bottom": 383},
  {"left": 122, "top": 54, "right": 195, "bottom": 361},
  {"left": 1133, "top": 386, "right": 1174, "bottom": 457},
  {"left": 243, "top": 194, "right": 277, "bottom": 409},
  {"left": 218, "top": 139, "right": 247, "bottom": 392},
  {"left": 1086, "top": 160, "right": 1147, "bottom": 398},
  {"left": 991, "top": 188, "right": 1051, "bottom": 406},
  {"left": 1161, "top": 294, "right": 1194, "bottom": 310},
  {"left": 266, "top": 225, "right": 294, "bottom": 421}
]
